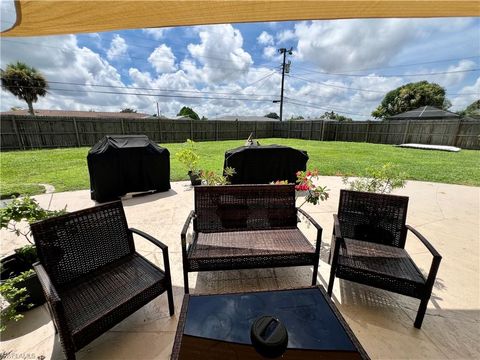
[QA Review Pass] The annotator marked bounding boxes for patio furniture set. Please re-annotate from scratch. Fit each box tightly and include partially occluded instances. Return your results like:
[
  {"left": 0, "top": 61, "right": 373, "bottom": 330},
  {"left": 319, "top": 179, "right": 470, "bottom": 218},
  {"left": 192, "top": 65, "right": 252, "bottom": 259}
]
[{"left": 29, "top": 184, "right": 441, "bottom": 359}]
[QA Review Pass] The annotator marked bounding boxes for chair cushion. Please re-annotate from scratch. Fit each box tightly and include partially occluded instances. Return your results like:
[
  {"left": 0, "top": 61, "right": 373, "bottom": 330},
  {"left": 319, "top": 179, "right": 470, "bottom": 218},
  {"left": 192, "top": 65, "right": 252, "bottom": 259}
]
[
  {"left": 187, "top": 229, "right": 316, "bottom": 271},
  {"left": 190, "top": 229, "right": 315, "bottom": 259},
  {"left": 60, "top": 254, "right": 166, "bottom": 348},
  {"left": 338, "top": 238, "right": 425, "bottom": 285}
]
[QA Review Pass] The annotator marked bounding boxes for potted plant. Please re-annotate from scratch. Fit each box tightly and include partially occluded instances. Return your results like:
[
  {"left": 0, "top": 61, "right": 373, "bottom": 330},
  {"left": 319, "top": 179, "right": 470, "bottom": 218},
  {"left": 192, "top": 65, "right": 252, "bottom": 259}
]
[
  {"left": 175, "top": 139, "right": 201, "bottom": 185},
  {"left": 0, "top": 196, "right": 66, "bottom": 331}
]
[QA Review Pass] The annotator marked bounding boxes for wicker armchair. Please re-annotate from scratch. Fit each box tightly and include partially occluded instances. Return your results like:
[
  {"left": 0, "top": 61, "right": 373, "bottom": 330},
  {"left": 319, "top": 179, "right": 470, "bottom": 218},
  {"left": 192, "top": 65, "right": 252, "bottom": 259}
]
[
  {"left": 327, "top": 190, "right": 442, "bottom": 329},
  {"left": 181, "top": 184, "right": 323, "bottom": 293},
  {"left": 30, "top": 201, "right": 174, "bottom": 360}
]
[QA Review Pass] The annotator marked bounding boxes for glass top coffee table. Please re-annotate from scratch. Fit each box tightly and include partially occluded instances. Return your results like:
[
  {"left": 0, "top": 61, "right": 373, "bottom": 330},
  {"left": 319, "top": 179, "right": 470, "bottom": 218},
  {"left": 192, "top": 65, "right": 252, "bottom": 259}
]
[{"left": 171, "top": 287, "right": 369, "bottom": 359}]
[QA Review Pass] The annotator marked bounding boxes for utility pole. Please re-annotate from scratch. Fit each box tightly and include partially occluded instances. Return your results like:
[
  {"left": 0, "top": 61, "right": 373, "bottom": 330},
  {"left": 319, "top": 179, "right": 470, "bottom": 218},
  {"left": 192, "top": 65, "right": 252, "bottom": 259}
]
[
  {"left": 156, "top": 101, "right": 160, "bottom": 117},
  {"left": 277, "top": 47, "right": 292, "bottom": 122}
]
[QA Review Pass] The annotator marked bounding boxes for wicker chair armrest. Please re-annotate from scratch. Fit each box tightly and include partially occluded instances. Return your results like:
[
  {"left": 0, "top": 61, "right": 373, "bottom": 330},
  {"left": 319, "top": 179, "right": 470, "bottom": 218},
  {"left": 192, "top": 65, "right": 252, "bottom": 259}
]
[
  {"left": 333, "top": 214, "right": 343, "bottom": 240},
  {"left": 33, "top": 262, "right": 61, "bottom": 303},
  {"left": 297, "top": 208, "right": 323, "bottom": 231},
  {"left": 406, "top": 225, "right": 442, "bottom": 291},
  {"left": 181, "top": 211, "right": 196, "bottom": 249},
  {"left": 33, "top": 263, "right": 75, "bottom": 352},
  {"left": 129, "top": 228, "right": 172, "bottom": 278},
  {"left": 297, "top": 208, "right": 323, "bottom": 254},
  {"left": 329, "top": 215, "right": 346, "bottom": 264},
  {"left": 129, "top": 227, "right": 168, "bottom": 251},
  {"left": 406, "top": 225, "right": 441, "bottom": 259}
]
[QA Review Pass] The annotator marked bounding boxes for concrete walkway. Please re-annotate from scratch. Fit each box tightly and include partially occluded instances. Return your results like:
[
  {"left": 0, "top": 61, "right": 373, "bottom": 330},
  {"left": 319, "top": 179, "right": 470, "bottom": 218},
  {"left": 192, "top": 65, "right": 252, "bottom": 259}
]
[{"left": 1, "top": 177, "right": 479, "bottom": 359}]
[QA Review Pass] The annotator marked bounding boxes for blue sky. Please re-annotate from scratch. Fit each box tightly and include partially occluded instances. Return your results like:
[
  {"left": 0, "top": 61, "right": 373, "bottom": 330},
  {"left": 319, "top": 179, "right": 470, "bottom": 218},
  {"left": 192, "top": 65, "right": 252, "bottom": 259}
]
[{"left": 1, "top": 5, "right": 479, "bottom": 119}]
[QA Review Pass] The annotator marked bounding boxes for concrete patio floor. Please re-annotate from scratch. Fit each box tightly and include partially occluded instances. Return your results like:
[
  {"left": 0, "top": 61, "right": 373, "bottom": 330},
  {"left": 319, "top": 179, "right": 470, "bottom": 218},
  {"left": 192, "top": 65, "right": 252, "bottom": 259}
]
[{"left": 1, "top": 177, "right": 479, "bottom": 359}]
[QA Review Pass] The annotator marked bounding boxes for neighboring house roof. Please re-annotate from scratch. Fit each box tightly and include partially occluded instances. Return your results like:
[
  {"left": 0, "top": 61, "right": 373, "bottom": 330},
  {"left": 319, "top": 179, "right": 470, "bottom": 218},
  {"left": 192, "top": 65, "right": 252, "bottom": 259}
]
[
  {"left": 211, "top": 115, "right": 278, "bottom": 121},
  {"left": 387, "top": 106, "right": 459, "bottom": 120},
  {"left": 0, "top": 109, "right": 151, "bottom": 118}
]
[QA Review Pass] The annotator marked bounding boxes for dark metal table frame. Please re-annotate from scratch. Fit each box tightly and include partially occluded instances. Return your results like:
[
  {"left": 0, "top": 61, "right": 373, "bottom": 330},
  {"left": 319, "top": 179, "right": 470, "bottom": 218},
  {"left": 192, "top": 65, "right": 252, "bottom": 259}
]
[{"left": 171, "top": 287, "right": 369, "bottom": 359}]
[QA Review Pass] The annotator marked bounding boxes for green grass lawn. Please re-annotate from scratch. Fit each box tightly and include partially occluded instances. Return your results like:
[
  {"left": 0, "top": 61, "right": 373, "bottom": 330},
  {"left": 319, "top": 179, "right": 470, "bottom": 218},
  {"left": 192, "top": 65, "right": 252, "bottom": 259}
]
[{"left": 1, "top": 138, "right": 479, "bottom": 197}]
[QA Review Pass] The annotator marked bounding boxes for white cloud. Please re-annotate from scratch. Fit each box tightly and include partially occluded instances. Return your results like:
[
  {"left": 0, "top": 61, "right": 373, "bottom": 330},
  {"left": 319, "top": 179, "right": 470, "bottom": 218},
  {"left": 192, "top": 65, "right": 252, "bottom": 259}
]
[
  {"left": 423, "top": 60, "right": 477, "bottom": 87},
  {"left": 106, "top": 34, "right": 128, "bottom": 60},
  {"left": 1, "top": 18, "right": 476, "bottom": 120},
  {"left": 148, "top": 44, "right": 177, "bottom": 73},
  {"left": 257, "top": 31, "right": 274, "bottom": 45},
  {"left": 142, "top": 28, "right": 171, "bottom": 40},
  {"left": 263, "top": 46, "right": 277, "bottom": 59},
  {"left": 277, "top": 29, "right": 296, "bottom": 43},
  {"left": 187, "top": 24, "right": 253, "bottom": 83},
  {"left": 0, "top": 35, "right": 144, "bottom": 112},
  {"left": 450, "top": 76, "right": 480, "bottom": 111},
  {"left": 294, "top": 19, "right": 415, "bottom": 72}
]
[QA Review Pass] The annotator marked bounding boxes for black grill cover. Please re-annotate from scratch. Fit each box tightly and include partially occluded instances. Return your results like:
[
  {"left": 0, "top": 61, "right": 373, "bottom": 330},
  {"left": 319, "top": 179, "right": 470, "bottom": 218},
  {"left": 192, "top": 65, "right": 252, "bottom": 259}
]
[
  {"left": 224, "top": 145, "right": 308, "bottom": 184},
  {"left": 87, "top": 135, "right": 170, "bottom": 202}
]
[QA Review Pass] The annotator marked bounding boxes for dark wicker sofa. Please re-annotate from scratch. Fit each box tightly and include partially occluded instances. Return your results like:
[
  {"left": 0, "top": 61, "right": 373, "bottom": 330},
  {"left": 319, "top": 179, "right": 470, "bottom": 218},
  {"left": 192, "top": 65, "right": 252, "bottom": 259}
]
[
  {"left": 30, "top": 201, "right": 174, "bottom": 360},
  {"left": 327, "top": 190, "right": 442, "bottom": 329},
  {"left": 181, "top": 184, "right": 323, "bottom": 293}
]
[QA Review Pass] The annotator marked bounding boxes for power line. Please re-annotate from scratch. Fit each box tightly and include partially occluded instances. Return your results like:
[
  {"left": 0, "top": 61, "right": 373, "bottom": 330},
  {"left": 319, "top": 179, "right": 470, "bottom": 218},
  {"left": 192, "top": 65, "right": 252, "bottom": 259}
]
[
  {"left": 43, "top": 79, "right": 278, "bottom": 97},
  {"left": 1, "top": 38, "right": 276, "bottom": 73},
  {"left": 284, "top": 96, "right": 371, "bottom": 116},
  {"left": 230, "top": 71, "right": 278, "bottom": 95},
  {"left": 3, "top": 84, "right": 277, "bottom": 103},
  {"left": 288, "top": 74, "right": 385, "bottom": 93},
  {"left": 287, "top": 74, "right": 479, "bottom": 96},
  {"left": 298, "top": 55, "right": 479, "bottom": 74},
  {"left": 284, "top": 98, "right": 370, "bottom": 117},
  {"left": 292, "top": 66, "right": 480, "bottom": 78}
]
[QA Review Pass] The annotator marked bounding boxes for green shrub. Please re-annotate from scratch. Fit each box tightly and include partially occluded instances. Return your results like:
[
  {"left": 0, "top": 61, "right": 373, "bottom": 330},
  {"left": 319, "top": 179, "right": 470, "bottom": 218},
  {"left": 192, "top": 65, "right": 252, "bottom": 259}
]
[
  {"left": 342, "top": 163, "right": 407, "bottom": 194},
  {"left": 0, "top": 269, "right": 35, "bottom": 332},
  {"left": 175, "top": 139, "right": 200, "bottom": 173}
]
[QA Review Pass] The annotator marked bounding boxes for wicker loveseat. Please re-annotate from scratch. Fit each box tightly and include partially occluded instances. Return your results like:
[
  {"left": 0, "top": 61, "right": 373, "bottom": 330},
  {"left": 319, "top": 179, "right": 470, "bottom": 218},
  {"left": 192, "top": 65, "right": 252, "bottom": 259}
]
[
  {"left": 181, "top": 184, "right": 323, "bottom": 293},
  {"left": 30, "top": 201, "right": 174, "bottom": 360},
  {"left": 327, "top": 190, "right": 442, "bottom": 328}
]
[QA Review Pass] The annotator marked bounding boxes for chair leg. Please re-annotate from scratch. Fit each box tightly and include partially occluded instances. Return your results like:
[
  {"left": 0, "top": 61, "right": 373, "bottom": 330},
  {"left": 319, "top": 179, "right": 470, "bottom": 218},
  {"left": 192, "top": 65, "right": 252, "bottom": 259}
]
[
  {"left": 414, "top": 296, "right": 430, "bottom": 329},
  {"left": 311, "top": 260, "right": 319, "bottom": 286},
  {"left": 183, "top": 270, "right": 189, "bottom": 294},
  {"left": 327, "top": 266, "right": 336, "bottom": 296},
  {"left": 167, "top": 285, "right": 175, "bottom": 316}
]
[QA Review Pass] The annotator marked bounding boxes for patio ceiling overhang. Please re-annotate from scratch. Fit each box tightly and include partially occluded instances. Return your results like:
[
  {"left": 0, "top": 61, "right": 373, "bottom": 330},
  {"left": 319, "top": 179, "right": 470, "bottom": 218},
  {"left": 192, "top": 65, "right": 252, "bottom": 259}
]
[{"left": 1, "top": 0, "right": 479, "bottom": 37}]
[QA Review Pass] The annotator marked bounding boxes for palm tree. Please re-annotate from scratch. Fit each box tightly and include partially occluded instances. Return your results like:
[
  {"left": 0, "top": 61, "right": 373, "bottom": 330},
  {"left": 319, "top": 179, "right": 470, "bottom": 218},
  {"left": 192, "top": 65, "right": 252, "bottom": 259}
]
[{"left": 1, "top": 62, "right": 47, "bottom": 115}]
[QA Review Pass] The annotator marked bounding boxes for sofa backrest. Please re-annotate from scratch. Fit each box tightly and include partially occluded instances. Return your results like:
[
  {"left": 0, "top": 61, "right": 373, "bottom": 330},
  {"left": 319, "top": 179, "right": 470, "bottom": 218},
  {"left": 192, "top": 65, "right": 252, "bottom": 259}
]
[
  {"left": 31, "top": 201, "right": 134, "bottom": 287},
  {"left": 337, "top": 190, "right": 409, "bottom": 248},
  {"left": 194, "top": 184, "right": 297, "bottom": 233}
]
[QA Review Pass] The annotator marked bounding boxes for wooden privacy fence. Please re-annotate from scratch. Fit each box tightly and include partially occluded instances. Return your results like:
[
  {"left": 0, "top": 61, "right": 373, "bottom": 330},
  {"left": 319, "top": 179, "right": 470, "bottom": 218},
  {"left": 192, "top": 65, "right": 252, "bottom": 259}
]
[{"left": 1, "top": 115, "right": 479, "bottom": 150}]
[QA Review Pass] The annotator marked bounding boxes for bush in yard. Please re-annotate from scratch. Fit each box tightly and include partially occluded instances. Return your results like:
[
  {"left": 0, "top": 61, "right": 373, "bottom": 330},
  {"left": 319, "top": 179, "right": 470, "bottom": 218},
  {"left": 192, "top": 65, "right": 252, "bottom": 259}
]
[{"left": 342, "top": 163, "right": 407, "bottom": 194}]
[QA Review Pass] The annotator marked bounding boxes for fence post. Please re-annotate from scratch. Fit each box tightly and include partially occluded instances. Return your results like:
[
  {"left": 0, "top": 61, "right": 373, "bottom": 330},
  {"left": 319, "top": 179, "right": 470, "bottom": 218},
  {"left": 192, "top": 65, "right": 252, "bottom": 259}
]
[
  {"left": 254, "top": 121, "right": 257, "bottom": 138},
  {"left": 287, "top": 121, "right": 291, "bottom": 138},
  {"left": 334, "top": 122, "right": 339, "bottom": 141},
  {"left": 157, "top": 118, "right": 163, "bottom": 142},
  {"left": 365, "top": 121, "right": 371, "bottom": 143},
  {"left": 402, "top": 120, "right": 410, "bottom": 144},
  {"left": 72, "top": 118, "right": 81, "bottom": 147},
  {"left": 11, "top": 117, "right": 24, "bottom": 150},
  {"left": 236, "top": 119, "right": 239, "bottom": 139},
  {"left": 309, "top": 121, "right": 313, "bottom": 140},
  {"left": 190, "top": 120, "right": 194, "bottom": 140},
  {"left": 120, "top": 119, "right": 126, "bottom": 134},
  {"left": 320, "top": 120, "right": 325, "bottom": 141},
  {"left": 451, "top": 119, "right": 462, "bottom": 146},
  {"left": 215, "top": 121, "right": 218, "bottom": 140}
]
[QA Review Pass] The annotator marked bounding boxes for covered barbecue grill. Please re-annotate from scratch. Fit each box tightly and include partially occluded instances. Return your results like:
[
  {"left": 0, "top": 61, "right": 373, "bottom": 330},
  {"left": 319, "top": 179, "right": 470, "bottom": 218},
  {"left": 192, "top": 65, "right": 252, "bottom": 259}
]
[
  {"left": 224, "top": 144, "right": 308, "bottom": 184},
  {"left": 87, "top": 135, "right": 170, "bottom": 202}
]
